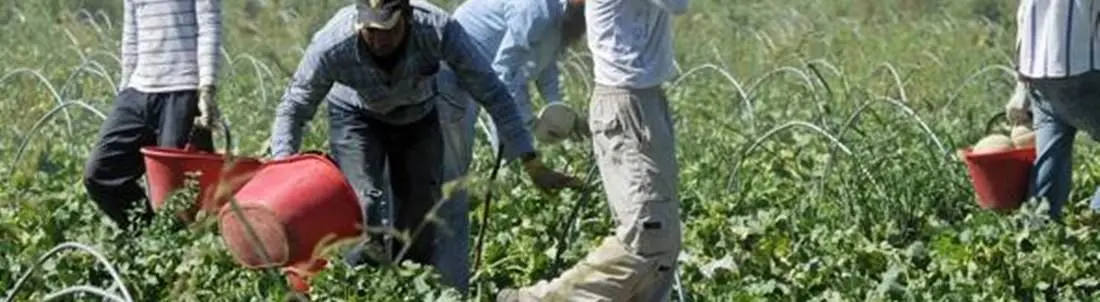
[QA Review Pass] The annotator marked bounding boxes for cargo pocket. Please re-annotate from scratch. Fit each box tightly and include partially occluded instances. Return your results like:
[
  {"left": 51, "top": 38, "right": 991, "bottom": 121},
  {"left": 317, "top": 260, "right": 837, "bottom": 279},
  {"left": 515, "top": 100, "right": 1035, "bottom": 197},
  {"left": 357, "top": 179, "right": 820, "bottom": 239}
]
[
  {"left": 594, "top": 92, "right": 681, "bottom": 257},
  {"left": 625, "top": 201, "right": 682, "bottom": 256}
]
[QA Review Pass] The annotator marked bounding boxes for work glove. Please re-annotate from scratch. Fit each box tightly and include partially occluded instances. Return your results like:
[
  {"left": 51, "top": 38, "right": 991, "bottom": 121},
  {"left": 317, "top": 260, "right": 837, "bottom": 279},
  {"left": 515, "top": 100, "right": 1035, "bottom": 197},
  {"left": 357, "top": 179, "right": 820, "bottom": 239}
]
[
  {"left": 195, "top": 85, "right": 221, "bottom": 129},
  {"left": 1005, "top": 81, "right": 1031, "bottom": 127},
  {"left": 522, "top": 155, "right": 584, "bottom": 193}
]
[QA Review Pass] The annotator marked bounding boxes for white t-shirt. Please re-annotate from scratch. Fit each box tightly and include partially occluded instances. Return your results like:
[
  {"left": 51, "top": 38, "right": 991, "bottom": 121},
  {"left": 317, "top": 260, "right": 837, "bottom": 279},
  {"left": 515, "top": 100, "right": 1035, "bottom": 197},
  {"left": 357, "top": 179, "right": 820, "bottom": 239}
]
[
  {"left": 1016, "top": 0, "right": 1100, "bottom": 79},
  {"left": 586, "top": 0, "right": 689, "bottom": 89}
]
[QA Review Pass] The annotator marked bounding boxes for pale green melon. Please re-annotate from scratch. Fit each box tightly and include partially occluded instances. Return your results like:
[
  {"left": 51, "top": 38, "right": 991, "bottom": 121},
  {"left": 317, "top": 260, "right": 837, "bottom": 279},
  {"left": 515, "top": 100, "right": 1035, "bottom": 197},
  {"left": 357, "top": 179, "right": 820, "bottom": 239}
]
[
  {"left": 1010, "top": 125, "right": 1035, "bottom": 148},
  {"left": 972, "top": 134, "right": 1013, "bottom": 154}
]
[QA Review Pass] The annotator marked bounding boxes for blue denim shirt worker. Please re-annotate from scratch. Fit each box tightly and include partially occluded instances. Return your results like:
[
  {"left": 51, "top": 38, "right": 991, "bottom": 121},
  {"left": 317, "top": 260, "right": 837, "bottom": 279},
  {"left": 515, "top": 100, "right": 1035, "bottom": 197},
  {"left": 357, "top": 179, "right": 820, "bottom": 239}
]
[
  {"left": 452, "top": 0, "right": 570, "bottom": 125},
  {"left": 270, "top": 0, "right": 535, "bottom": 160}
]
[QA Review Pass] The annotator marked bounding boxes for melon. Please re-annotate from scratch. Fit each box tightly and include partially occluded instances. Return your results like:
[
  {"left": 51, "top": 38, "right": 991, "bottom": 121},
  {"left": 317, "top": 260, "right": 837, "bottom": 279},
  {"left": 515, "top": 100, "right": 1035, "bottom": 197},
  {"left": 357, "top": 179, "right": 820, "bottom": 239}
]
[
  {"left": 972, "top": 134, "right": 1014, "bottom": 154},
  {"left": 533, "top": 103, "right": 579, "bottom": 144},
  {"left": 1010, "top": 125, "right": 1035, "bottom": 148}
]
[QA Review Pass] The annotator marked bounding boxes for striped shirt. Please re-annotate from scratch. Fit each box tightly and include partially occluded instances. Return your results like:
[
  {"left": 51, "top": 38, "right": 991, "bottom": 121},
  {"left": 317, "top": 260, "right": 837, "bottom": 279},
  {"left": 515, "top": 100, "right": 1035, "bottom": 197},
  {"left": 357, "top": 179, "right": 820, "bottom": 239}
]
[
  {"left": 453, "top": 0, "right": 569, "bottom": 125},
  {"left": 120, "top": 0, "right": 222, "bottom": 93},
  {"left": 1015, "top": 0, "right": 1100, "bottom": 79},
  {"left": 269, "top": 0, "right": 535, "bottom": 160},
  {"left": 586, "top": 0, "right": 688, "bottom": 89}
]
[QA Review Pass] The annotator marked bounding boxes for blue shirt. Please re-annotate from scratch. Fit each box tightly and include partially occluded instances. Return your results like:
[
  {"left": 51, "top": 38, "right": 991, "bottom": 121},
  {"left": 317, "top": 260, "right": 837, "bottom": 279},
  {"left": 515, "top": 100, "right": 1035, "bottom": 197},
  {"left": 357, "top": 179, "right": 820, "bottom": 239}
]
[
  {"left": 270, "top": 0, "right": 535, "bottom": 160},
  {"left": 453, "top": 0, "right": 568, "bottom": 125}
]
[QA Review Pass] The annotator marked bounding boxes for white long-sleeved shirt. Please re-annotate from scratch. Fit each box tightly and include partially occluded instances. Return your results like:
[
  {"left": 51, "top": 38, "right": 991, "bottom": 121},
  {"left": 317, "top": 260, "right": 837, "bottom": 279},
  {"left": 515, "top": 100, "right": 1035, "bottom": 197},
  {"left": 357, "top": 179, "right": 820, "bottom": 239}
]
[
  {"left": 1015, "top": 0, "right": 1100, "bottom": 79},
  {"left": 120, "top": 0, "right": 223, "bottom": 93},
  {"left": 585, "top": 0, "right": 688, "bottom": 89}
]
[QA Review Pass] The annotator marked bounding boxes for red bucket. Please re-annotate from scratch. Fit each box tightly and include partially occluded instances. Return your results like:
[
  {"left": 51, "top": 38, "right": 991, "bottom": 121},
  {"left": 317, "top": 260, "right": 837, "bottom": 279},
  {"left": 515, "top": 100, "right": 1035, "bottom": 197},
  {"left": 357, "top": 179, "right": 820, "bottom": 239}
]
[
  {"left": 217, "top": 153, "right": 363, "bottom": 275},
  {"left": 284, "top": 258, "right": 328, "bottom": 293},
  {"left": 140, "top": 145, "right": 265, "bottom": 222},
  {"left": 961, "top": 146, "right": 1037, "bottom": 212}
]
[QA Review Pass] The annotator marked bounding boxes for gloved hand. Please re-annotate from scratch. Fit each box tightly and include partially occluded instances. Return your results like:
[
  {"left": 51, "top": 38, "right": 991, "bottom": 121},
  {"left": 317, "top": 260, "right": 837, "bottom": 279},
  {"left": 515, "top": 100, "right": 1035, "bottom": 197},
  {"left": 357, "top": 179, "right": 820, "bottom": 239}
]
[
  {"left": 195, "top": 85, "right": 221, "bottom": 129},
  {"left": 1005, "top": 81, "right": 1031, "bottom": 127},
  {"left": 522, "top": 154, "right": 584, "bottom": 193}
]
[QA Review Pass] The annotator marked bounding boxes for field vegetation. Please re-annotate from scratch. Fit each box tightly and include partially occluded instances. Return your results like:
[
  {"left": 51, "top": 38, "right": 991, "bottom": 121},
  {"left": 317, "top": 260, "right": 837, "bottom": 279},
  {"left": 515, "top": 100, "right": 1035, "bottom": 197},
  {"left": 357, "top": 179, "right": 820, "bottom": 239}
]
[{"left": 5, "top": 0, "right": 1100, "bottom": 301}]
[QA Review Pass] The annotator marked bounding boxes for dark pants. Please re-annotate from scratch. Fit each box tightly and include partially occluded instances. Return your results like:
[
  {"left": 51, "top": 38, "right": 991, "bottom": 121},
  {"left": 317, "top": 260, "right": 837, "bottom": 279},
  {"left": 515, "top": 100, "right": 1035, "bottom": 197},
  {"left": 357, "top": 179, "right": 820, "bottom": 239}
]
[
  {"left": 328, "top": 105, "right": 444, "bottom": 266},
  {"left": 83, "top": 88, "right": 213, "bottom": 231}
]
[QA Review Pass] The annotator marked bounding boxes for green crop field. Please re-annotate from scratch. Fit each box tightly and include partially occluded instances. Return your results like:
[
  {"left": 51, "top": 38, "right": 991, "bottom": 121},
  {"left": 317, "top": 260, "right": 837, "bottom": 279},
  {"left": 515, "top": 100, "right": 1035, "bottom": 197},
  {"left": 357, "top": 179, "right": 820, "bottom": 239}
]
[{"left": 5, "top": 0, "right": 1100, "bottom": 301}]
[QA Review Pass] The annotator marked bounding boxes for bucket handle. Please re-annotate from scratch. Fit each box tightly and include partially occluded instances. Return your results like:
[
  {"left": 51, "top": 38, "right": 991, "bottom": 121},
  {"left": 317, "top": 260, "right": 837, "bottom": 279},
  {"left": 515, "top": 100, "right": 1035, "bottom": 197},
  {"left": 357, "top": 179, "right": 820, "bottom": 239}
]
[
  {"left": 183, "top": 116, "right": 234, "bottom": 155},
  {"left": 983, "top": 111, "right": 1006, "bottom": 136}
]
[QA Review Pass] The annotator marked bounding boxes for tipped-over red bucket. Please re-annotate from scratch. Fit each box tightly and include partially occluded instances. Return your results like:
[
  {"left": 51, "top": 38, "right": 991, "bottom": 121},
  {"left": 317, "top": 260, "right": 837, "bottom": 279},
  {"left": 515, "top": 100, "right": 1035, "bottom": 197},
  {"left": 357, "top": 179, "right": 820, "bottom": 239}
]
[
  {"left": 217, "top": 152, "right": 363, "bottom": 275},
  {"left": 140, "top": 145, "right": 265, "bottom": 222},
  {"left": 961, "top": 146, "right": 1037, "bottom": 211}
]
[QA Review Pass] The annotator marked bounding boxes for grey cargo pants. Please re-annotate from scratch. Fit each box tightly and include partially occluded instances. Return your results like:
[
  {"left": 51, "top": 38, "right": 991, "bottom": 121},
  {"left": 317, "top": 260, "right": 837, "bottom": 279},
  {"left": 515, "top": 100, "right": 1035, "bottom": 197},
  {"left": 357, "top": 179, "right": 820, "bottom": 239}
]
[{"left": 514, "top": 84, "right": 682, "bottom": 301}]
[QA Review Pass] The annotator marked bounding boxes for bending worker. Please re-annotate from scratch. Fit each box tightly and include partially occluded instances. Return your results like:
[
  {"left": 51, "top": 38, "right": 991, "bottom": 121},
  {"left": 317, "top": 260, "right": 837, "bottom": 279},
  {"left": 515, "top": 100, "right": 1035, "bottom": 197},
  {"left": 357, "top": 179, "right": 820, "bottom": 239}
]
[
  {"left": 498, "top": 0, "right": 689, "bottom": 300},
  {"left": 1006, "top": 0, "right": 1100, "bottom": 220},
  {"left": 83, "top": 0, "right": 222, "bottom": 232},
  {"left": 268, "top": 0, "right": 582, "bottom": 293},
  {"left": 428, "top": 0, "right": 589, "bottom": 294}
]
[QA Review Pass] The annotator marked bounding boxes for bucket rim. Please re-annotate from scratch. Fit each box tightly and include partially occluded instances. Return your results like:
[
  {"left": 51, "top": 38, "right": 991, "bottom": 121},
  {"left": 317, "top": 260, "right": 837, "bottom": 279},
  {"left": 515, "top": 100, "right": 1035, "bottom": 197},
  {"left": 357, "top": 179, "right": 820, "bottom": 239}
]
[
  {"left": 959, "top": 146, "right": 1036, "bottom": 160},
  {"left": 217, "top": 203, "right": 290, "bottom": 269},
  {"left": 140, "top": 146, "right": 266, "bottom": 164}
]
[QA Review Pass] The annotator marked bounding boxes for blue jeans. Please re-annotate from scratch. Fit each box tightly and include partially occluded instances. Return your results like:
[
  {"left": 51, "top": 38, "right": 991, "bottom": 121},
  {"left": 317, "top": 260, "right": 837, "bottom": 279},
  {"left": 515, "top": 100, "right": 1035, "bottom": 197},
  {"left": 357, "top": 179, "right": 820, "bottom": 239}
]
[
  {"left": 1026, "top": 70, "right": 1100, "bottom": 220},
  {"left": 326, "top": 102, "right": 445, "bottom": 278},
  {"left": 432, "top": 69, "right": 480, "bottom": 295},
  {"left": 356, "top": 69, "right": 487, "bottom": 295}
]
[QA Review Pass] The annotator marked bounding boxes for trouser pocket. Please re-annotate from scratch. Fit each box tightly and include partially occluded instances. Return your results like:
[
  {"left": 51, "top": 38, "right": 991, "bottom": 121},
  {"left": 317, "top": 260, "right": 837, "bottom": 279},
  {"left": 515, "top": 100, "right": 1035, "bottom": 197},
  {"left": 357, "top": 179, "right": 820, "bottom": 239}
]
[{"left": 589, "top": 86, "right": 682, "bottom": 257}]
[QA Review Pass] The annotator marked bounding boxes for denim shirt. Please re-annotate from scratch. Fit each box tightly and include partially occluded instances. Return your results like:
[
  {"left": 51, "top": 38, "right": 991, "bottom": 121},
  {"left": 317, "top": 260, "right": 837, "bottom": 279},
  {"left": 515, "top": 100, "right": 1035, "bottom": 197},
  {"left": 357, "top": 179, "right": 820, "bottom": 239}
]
[
  {"left": 453, "top": 0, "right": 569, "bottom": 124},
  {"left": 270, "top": 0, "right": 535, "bottom": 160}
]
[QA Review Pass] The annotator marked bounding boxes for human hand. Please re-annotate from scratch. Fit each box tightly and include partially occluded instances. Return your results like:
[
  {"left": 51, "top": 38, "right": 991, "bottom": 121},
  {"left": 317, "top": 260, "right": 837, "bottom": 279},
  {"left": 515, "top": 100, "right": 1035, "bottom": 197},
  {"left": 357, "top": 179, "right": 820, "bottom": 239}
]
[
  {"left": 195, "top": 85, "right": 221, "bottom": 129},
  {"left": 522, "top": 156, "right": 584, "bottom": 193},
  {"left": 1005, "top": 81, "right": 1031, "bottom": 127}
]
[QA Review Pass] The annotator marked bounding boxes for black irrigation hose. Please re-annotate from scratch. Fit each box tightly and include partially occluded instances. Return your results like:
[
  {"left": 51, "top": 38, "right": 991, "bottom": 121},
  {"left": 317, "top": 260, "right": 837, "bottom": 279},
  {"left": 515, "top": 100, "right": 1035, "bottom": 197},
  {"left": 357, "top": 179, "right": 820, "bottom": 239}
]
[
  {"left": 548, "top": 159, "right": 598, "bottom": 275},
  {"left": 472, "top": 143, "right": 506, "bottom": 274}
]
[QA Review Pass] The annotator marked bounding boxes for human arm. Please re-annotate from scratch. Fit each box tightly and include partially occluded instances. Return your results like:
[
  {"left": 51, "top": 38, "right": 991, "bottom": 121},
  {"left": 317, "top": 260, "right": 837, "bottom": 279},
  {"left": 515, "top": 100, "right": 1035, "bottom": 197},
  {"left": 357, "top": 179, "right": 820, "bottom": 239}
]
[
  {"left": 440, "top": 18, "right": 536, "bottom": 161},
  {"left": 1005, "top": 80, "right": 1031, "bottom": 126},
  {"left": 492, "top": 2, "right": 554, "bottom": 125},
  {"left": 269, "top": 46, "right": 335, "bottom": 159},
  {"left": 192, "top": 0, "right": 223, "bottom": 128},
  {"left": 119, "top": 0, "right": 137, "bottom": 92},
  {"left": 441, "top": 18, "right": 582, "bottom": 191},
  {"left": 195, "top": 0, "right": 222, "bottom": 88},
  {"left": 534, "top": 60, "right": 563, "bottom": 105}
]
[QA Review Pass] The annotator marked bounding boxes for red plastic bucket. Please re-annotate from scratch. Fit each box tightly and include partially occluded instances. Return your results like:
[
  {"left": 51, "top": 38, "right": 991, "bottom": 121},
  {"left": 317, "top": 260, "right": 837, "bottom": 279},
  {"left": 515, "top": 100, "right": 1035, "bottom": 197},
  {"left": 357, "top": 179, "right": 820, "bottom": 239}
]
[
  {"left": 217, "top": 153, "right": 363, "bottom": 275},
  {"left": 961, "top": 146, "right": 1037, "bottom": 212},
  {"left": 140, "top": 145, "right": 265, "bottom": 222},
  {"left": 284, "top": 258, "right": 328, "bottom": 293}
]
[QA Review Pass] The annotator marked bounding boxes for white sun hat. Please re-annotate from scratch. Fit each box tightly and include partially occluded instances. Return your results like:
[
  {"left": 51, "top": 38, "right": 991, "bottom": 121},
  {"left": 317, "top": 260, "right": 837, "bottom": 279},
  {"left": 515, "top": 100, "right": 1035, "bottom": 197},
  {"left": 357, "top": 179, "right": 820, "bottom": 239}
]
[{"left": 533, "top": 102, "right": 580, "bottom": 144}]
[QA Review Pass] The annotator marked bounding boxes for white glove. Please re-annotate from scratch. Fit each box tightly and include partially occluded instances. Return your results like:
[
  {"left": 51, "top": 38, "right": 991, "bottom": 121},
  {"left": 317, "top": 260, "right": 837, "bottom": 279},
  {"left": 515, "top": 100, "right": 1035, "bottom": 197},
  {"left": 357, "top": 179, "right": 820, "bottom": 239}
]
[
  {"left": 195, "top": 85, "right": 221, "bottom": 129},
  {"left": 1005, "top": 81, "right": 1031, "bottom": 127}
]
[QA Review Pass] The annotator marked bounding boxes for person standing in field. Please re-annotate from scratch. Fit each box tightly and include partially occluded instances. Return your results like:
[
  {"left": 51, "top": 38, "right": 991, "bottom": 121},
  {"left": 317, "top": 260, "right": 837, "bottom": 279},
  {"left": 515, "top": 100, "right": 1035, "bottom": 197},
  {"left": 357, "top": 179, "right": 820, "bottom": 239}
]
[
  {"left": 1006, "top": 0, "right": 1100, "bottom": 221},
  {"left": 497, "top": 0, "right": 689, "bottom": 300},
  {"left": 421, "top": 0, "right": 589, "bottom": 294},
  {"left": 83, "top": 0, "right": 222, "bottom": 232},
  {"left": 268, "top": 0, "right": 583, "bottom": 293},
  {"left": 445, "top": 0, "right": 589, "bottom": 153}
]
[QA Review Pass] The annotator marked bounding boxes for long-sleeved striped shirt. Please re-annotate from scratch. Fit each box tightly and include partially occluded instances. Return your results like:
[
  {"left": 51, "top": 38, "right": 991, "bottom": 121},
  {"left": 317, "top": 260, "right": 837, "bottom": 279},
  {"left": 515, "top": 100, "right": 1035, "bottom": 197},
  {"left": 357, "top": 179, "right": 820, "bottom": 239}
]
[
  {"left": 270, "top": 0, "right": 535, "bottom": 160},
  {"left": 1015, "top": 0, "right": 1100, "bottom": 79},
  {"left": 452, "top": 0, "right": 569, "bottom": 126},
  {"left": 586, "top": 0, "right": 688, "bottom": 89},
  {"left": 120, "top": 0, "right": 222, "bottom": 93}
]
